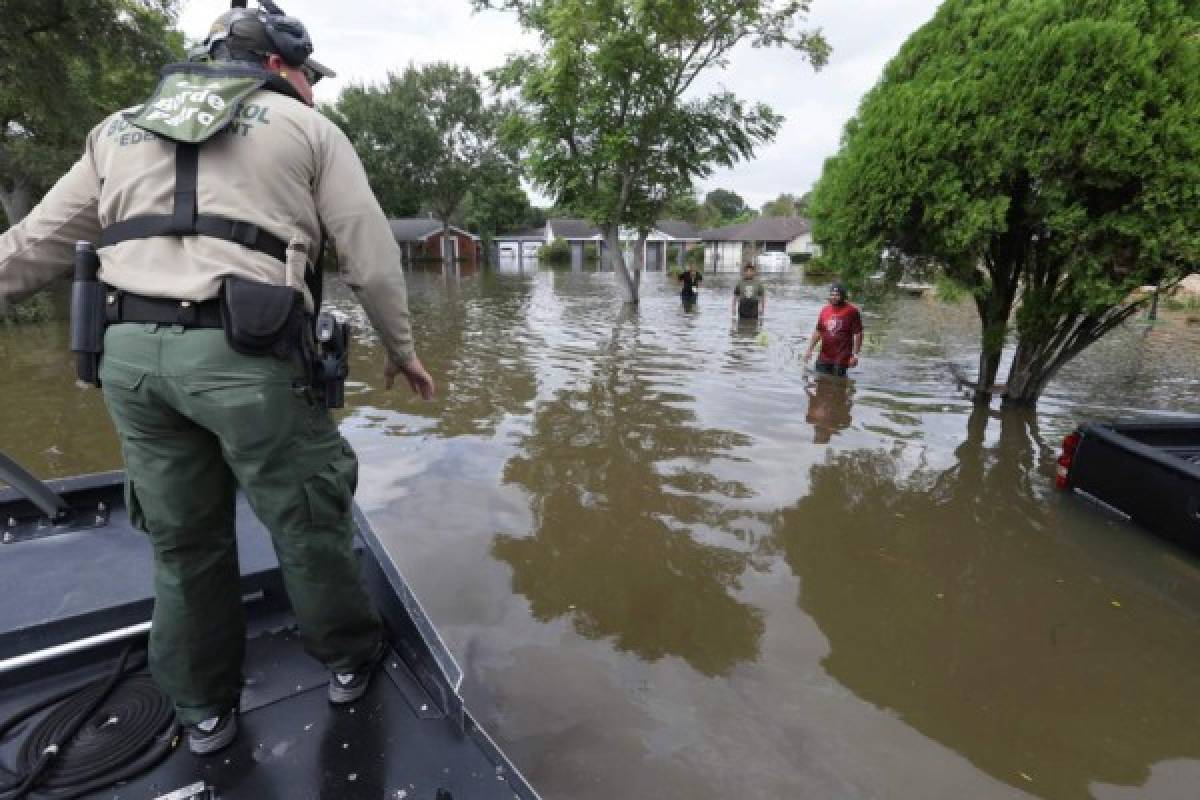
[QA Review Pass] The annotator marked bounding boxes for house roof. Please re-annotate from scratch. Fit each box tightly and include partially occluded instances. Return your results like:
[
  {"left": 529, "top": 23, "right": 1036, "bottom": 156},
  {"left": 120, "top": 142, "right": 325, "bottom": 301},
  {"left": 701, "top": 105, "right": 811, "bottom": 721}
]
[
  {"left": 547, "top": 218, "right": 702, "bottom": 241},
  {"left": 495, "top": 225, "right": 548, "bottom": 241},
  {"left": 700, "top": 216, "right": 811, "bottom": 243},
  {"left": 547, "top": 218, "right": 602, "bottom": 239},
  {"left": 388, "top": 218, "right": 479, "bottom": 242},
  {"left": 655, "top": 220, "right": 701, "bottom": 240}
]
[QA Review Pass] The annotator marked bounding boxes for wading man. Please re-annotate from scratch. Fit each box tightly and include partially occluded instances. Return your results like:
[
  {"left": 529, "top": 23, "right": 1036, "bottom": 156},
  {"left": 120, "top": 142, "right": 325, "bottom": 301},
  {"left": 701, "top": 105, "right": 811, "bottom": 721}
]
[
  {"left": 803, "top": 282, "right": 863, "bottom": 376},
  {"left": 678, "top": 264, "right": 703, "bottom": 307},
  {"left": 0, "top": 2, "right": 435, "bottom": 754},
  {"left": 732, "top": 263, "right": 765, "bottom": 320}
]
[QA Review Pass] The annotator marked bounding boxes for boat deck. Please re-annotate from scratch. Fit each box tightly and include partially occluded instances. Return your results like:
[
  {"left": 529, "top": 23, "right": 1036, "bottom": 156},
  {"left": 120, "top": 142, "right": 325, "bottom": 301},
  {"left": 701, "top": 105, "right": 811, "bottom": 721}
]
[
  {"left": 1, "top": 619, "right": 521, "bottom": 799},
  {"left": 0, "top": 471, "right": 536, "bottom": 799},
  {"left": 1163, "top": 445, "right": 1200, "bottom": 465}
]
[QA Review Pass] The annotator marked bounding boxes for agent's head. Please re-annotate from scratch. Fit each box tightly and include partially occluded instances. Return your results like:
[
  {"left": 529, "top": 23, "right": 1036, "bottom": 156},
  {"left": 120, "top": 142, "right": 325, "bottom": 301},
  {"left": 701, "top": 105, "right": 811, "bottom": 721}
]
[
  {"left": 743, "top": 263, "right": 756, "bottom": 277},
  {"left": 193, "top": 2, "right": 335, "bottom": 106},
  {"left": 829, "top": 282, "right": 848, "bottom": 306}
]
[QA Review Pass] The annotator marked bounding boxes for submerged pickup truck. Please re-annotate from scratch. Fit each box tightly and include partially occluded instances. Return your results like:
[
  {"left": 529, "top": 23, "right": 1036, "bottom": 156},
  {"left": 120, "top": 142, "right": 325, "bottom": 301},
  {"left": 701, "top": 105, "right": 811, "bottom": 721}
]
[{"left": 1056, "top": 419, "right": 1200, "bottom": 543}]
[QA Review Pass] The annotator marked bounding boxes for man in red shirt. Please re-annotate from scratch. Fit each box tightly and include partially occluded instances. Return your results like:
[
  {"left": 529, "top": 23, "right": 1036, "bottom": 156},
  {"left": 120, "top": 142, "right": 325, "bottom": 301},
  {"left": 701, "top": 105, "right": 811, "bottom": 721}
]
[{"left": 803, "top": 282, "right": 863, "bottom": 376}]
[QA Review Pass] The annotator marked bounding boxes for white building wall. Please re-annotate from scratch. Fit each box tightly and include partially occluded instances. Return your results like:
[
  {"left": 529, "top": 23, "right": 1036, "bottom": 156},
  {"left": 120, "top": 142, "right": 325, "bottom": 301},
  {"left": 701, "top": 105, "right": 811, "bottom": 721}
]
[
  {"left": 786, "top": 233, "right": 822, "bottom": 255},
  {"left": 703, "top": 242, "right": 745, "bottom": 272}
]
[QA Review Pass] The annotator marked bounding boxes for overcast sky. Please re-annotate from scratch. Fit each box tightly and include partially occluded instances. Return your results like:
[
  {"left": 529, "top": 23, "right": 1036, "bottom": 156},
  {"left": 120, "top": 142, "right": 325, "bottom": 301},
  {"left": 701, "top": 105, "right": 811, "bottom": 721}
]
[{"left": 179, "top": 0, "right": 943, "bottom": 210}]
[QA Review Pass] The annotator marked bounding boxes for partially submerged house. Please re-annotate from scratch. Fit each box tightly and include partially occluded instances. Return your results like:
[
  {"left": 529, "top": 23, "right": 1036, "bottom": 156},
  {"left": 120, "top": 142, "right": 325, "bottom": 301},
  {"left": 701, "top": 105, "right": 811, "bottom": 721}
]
[
  {"left": 389, "top": 218, "right": 482, "bottom": 268},
  {"left": 494, "top": 218, "right": 701, "bottom": 271},
  {"left": 493, "top": 225, "right": 550, "bottom": 261},
  {"left": 699, "top": 217, "right": 819, "bottom": 272}
]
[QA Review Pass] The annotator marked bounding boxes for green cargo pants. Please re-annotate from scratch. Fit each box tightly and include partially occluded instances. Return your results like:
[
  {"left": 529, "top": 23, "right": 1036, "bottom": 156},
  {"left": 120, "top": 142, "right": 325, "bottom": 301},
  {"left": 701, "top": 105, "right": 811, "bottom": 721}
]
[{"left": 99, "top": 323, "right": 381, "bottom": 724}]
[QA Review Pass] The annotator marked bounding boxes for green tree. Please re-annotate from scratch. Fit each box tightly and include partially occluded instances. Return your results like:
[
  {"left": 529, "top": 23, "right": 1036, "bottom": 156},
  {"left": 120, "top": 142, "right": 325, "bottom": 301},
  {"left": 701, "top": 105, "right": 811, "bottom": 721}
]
[
  {"left": 323, "top": 74, "right": 431, "bottom": 218},
  {"left": 811, "top": 0, "right": 1200, "bottom": 406},
  {"left": 794, "top": 189, "right": 812, "bottom": 217},
  {"left": 703, "top": 187, "right": 750, "bottom": 226},
  {"left": 761, "top": 191, "right": 811, "bottom": 218},
  {"left": 327, "top": 63, "right": 512, "bottom": 264},
  {"left": 461, "top": 157, "right": 534, "bottom": 264},
  {"left": 662, "top": 191, "right": 707, "bottom": 226},
  {"left": 760, "top": 192, "right": 796, "bottom": 217},
  {"left": 478, "top": 0, "right": 829, "bottom": 302},
  {"left": 0, "top": 0, "right": 184, "bottom": 225}
]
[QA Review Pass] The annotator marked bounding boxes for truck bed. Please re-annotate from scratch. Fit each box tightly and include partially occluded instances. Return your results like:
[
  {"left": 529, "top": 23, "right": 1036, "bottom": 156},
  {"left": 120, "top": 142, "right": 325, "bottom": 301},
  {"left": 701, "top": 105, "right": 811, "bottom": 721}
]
[{"left": 1068, "top": 419, "right": 1200, "bottom": 544}]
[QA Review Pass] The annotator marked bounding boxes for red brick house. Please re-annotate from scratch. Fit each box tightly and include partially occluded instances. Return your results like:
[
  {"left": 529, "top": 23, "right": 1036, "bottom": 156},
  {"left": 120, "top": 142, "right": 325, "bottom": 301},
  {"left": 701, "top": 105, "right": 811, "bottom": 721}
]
[{"left": 389, "top": 218, "right": 482, "bottom": 268}]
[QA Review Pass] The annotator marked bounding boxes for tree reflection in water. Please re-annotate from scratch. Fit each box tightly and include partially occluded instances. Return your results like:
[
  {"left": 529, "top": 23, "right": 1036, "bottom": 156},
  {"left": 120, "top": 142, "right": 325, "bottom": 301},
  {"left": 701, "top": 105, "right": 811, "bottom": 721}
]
[
  {"left": 770, "top": 407, "right": 1200, "bottom": 799},
  {"left": 495, "top": 310, "right": 765, "bottom": 677}
]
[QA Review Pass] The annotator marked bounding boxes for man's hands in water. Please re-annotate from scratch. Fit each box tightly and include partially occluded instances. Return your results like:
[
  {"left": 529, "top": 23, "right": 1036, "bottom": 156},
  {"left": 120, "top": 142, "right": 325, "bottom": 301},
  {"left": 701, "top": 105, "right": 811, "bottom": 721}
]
[{"left": 384, "top": 356, "right": 436, "bottom": 400}]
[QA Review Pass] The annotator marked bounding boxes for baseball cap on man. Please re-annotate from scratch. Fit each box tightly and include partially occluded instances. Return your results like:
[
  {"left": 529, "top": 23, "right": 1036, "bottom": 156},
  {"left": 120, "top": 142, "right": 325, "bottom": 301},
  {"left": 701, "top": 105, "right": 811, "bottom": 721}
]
[{"left": 193, "top": 3, "right": 336, "bottom": 83}]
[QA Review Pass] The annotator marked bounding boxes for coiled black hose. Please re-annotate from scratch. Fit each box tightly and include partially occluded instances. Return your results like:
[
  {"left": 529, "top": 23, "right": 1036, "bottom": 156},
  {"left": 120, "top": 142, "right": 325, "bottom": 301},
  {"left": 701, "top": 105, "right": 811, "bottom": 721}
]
[{"left": 0, "top": 645, "right": 179, "bottom": 799}]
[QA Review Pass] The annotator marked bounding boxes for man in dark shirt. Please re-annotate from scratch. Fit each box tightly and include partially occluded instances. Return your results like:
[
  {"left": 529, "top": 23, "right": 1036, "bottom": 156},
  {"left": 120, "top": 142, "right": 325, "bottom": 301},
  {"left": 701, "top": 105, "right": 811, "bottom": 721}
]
[
  {"left": 678, "top": 265, "right": 703, "bottom": 306},
  {"left": 732, "top": 264, "right": 765, "bottom": 319},
  {"left": 803, "top": 282, "right": 863, "bottom": 376}
]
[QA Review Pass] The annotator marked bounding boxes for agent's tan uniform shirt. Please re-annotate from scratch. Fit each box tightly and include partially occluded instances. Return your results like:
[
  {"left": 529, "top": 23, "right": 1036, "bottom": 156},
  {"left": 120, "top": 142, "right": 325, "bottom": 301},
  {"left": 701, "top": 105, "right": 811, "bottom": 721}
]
[{"left": 0, "top": 87, "right": 416, "bottom": 365}]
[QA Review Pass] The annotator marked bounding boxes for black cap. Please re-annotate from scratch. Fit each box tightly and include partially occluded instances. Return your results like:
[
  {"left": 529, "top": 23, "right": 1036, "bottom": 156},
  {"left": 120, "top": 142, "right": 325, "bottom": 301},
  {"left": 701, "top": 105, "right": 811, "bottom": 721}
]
[
  {"left": 192, "top": 5, "right": 335, "bottom": 81},
  {"left": 830, "top": 282, "right": 848, "bottom": 298}
]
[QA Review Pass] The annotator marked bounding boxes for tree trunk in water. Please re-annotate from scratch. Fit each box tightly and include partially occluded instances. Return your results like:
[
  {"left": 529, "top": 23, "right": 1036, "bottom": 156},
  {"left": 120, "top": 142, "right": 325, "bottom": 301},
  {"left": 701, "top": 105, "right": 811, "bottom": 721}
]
[
  {"left": 1002, "top": 340, "right": 1050, "bottom": 407},
  {"left": 605, "top": 226, "right": 639, "bottom": 304},
  {"left": 1003, "top": 300, "right": 1146, "bottom": 408},
  {"left": 441, "top": 221, "right": 453, "bottom": 270},
  {"left": 480, "top": 232, "right": 494, "bottom": 268},
  {"left": 975, "top": 347, "right": 1004, "bottom": 405},
  {"left": 632, "top": 234, "right": 647, "bottom": 293},
  {"left": 968, "top": 257, "right": 1021, "bottom": 405},
  {"left": 972, "top": 298, "right": 1010, "bottom": 405},
  {"left": 0, "top": 178, "right": 33, "bottom": 228}
]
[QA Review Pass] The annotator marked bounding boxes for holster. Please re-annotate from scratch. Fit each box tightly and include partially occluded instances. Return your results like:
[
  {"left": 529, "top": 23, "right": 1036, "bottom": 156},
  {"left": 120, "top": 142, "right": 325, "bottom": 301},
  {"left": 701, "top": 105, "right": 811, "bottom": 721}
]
[
  {"left": 70, "top": 242, "right": 105, "bottom": 386},
  {"left": 310, "top": 311, "right": 350, "bottom": 409},
  {"left": 219, "top": 275, "right": 306, "bottom": 359}
]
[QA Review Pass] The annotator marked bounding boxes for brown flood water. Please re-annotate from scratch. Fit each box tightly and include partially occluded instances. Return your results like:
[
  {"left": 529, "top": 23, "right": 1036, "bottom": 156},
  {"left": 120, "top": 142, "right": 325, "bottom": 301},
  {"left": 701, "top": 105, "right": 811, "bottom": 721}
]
[{"left": 3, "top": 267, "right": 1200, "bottom": 799}]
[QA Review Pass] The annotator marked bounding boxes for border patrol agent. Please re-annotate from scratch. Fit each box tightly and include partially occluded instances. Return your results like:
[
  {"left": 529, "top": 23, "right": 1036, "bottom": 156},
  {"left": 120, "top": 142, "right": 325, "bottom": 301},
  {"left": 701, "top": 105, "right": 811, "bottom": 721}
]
[{"left": 0, "top": 2, "right": 436, "bottom": 754}]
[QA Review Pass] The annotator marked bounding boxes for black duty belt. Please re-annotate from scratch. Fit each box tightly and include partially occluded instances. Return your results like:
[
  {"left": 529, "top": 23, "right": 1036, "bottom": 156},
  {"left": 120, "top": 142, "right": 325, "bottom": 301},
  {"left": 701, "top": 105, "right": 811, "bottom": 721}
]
[{"left": 105, "top": 289, "right": 223, "bottom": 328}]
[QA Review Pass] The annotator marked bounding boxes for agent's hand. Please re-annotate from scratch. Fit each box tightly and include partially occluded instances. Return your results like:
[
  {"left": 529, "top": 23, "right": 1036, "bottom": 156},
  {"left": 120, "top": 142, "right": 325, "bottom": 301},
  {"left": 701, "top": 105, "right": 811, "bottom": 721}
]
[
  {"left": 848, "top": 355, "right": 859, "bottom": 368},
  {"left": 384, "top": 355, "right": 436, "bottom": 400}
]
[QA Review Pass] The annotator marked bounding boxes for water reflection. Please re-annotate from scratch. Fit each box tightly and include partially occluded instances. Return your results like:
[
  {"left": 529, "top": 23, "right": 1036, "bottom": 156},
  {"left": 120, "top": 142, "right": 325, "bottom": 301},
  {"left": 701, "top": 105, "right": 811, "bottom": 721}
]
[
  {"left": 771, "top": 407, "right": 1200, "bottom": 799},
  {"left": 805, "top": 373, "right": 855, "bottom": 444},
  {"left": 494, "top": 309, "right": 764, "bottom": 677},
  {"left": 5, "top": 269, "right": 1200, "bottom": 800}
]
